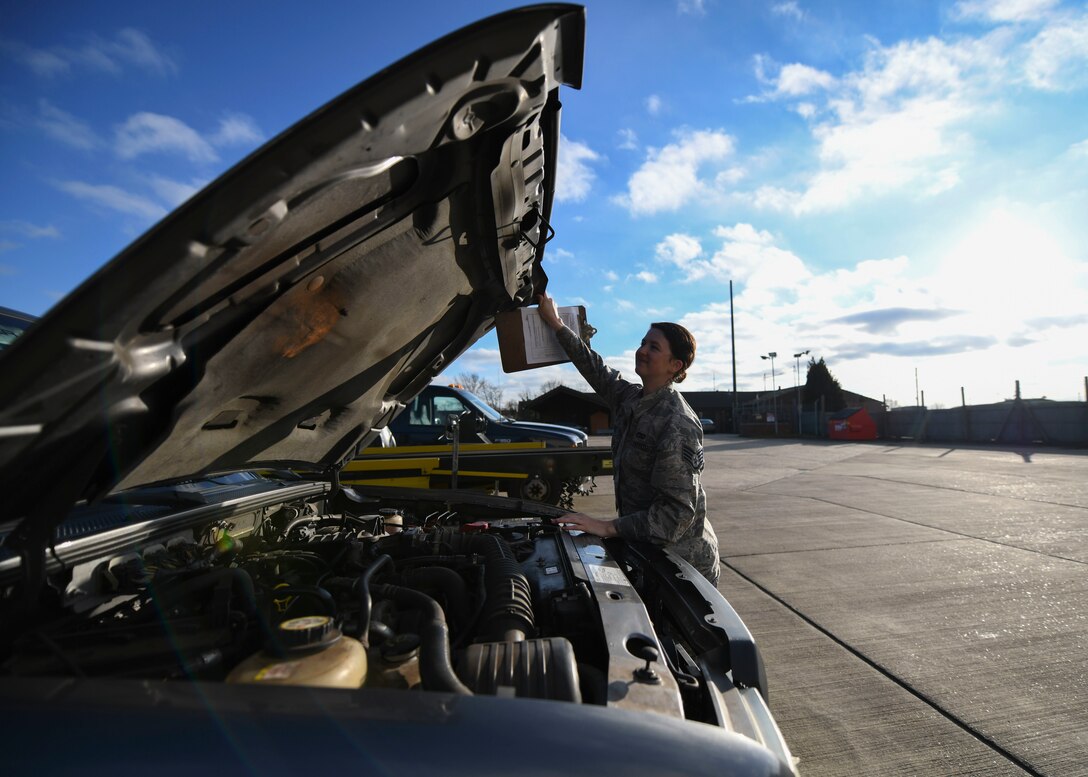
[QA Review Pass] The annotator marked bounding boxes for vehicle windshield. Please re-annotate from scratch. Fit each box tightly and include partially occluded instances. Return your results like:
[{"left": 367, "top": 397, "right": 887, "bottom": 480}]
[
  {"left": 457, "top": 389, "right": 507, "bottom": 422},
  {"left": 0, "top": 307, "right": 36, "bottom": 351}
]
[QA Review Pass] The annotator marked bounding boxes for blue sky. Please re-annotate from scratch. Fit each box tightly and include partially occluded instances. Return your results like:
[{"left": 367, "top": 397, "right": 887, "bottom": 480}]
[{"left": 2, "top": 0, "right": 1086, "bottom": 409}]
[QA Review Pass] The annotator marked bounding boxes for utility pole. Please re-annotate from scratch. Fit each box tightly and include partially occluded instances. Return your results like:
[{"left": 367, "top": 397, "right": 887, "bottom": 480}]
[
  {"left": 761, "top": 352, "right": 778, "bottom": 435},
  {"left": 793, "top": 350, "right": 809, "bottom": 436},
  {"left": 730, "top": 280, "right": 737, "bottom": 432}
]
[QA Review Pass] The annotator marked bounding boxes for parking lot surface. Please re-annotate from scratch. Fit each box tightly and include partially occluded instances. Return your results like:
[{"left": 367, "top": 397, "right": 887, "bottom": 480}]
[{"left": 574, "top": 436, "right": 1087, "bottom": 776}]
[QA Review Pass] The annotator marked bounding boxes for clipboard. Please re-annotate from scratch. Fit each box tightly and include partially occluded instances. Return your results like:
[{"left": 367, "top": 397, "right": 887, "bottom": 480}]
[{"left": 495, "top": 305, "right": 586, "bottom": 373}]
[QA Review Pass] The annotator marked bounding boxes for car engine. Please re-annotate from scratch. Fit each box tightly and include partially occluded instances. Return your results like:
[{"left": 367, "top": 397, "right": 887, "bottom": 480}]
[{"left": 1, "top": 488, "right": 720, "bottom": 722}]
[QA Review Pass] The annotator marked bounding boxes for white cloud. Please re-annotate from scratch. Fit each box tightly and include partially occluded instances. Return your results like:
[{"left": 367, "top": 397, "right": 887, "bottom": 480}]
[
  {"left": 716, "top": 223, "right": 773, "bottom": 244},
  {"left": 752, "top": 185, "right": 802, "bottom": 211},
  {"left": 657, "top": 201, "right": 1088, "bottom": 404},
  {"left": 752, "top": 35, "right": 996, "bottom": 213},
  {"left": 800, "top": 96, "right": 971, "bottom": 211},
  {"left": 646, "top": 95, "right": 663, "bottom": 115},
  {"left": 115, "top": 112, "right": 218, "bottom": 163},
  {"left": 107, "top": 28, "right": 178, "bottom": 76},
  {"left": 148, "top": 175, "right": 206, "bottom": 207},
  {"left": 36, "top": 100, "right": 99, "bottom": 149},
  {"left": 617, "top": 129, "right": 736, "bottom": 215},
  {"left": 70, "top": 29, "right": 177, "bottom": 76},
  {"left": 56, "top": 180, "right": 167, "bottom": 219},
  {"left": 772, "top": 2, "right": 805, "bottom": 21},
  {"left": 604, "top": 270, "right": 619, "bottom": 282},
  {"left": 632, "top": 271, "right": 659, "bottom": 283},
  {"left": 847, "top": 36, "right": 988, "bottom": 108},
  {"left": 556, "top": 135, "right": 600, "bottom": 203},
  {"left": 745, "top": 57, "right": 834, "bottom": 103},
  {"left": 0, "top": 41, "right": 69, "bottom": 76},
  {"left": 714, "top": 167, "right": 746, "bottom": 186},
  {"left": 795, "top": 102, "right": 817, "bottom": 118},
  {"left": 656, "top": 223, "right": 812, "bottom": 298},
  {"left": 617, "top": 128, "right": 639, "bottom": 150},
  {"left": 1068, "top": 138, "right": 1088, "bottom": 157},
  {"left": 0, "top": 221, "right": 60, "bottom": 239},
  {"left": 775, "top": 63, "right": 836, "bottom": 96},
  {"left": 952, "top": 0, "right": 1058, "bottom": 23},
  {"left": 0, "top": 242, "right": 18, "bottom": 254},
  {"left": 1024, "top": 15, "right": 1088, "bottom": 89},
  {"left": 211, "top": 113, "right": 264, "bottom": 146},
  {"left": 4, "top": 29, "right": 176, "bottom": 78},
  {"left": 550, "top": 247, "right": 575, "bottom": 263},
  {"left": 655, "top": 233, "right": 703, "bottom": 267},
  {"left": 677, "top": 0, "right": 707, "bottom": 16}
]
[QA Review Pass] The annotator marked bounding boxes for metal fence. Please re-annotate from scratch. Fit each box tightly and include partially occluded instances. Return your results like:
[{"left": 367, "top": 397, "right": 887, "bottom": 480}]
[
  {"left": 762, "top": 399, "right": 1088, "bottom": 448},
  {"left": 874, "top": 400, "right": 1088, "bottom": 446}
]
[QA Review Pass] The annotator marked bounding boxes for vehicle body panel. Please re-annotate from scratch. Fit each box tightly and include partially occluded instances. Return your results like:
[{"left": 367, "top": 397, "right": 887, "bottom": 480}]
[
  {"left": 345, "top": 440, "right": 612, "bottom": 500},
  {"left": 1, "top": 678, "right": 793, "bottom": 776}
]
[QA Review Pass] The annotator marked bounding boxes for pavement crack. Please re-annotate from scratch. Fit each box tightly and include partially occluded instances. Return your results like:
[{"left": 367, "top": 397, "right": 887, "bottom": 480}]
[
  {"left": 762, "top": 491, "right": 1088, "bottom": 567},
  {"left": 721, "top": 536, "right": 964, "bottom": 559},
  {"left": 722, "top": 559, "right": 1047, "bottom": 777},
  {"left": 846, "top": 472, "right": 1088, "bottom": 512},
  {"left": 748, "top": 487, "right": 1088, "bottom": 565}
]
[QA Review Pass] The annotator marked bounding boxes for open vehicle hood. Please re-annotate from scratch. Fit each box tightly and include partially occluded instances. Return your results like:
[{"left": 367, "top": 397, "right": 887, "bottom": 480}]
[{"left": 0, "top": 5, "right": 584, "bottom": 528}]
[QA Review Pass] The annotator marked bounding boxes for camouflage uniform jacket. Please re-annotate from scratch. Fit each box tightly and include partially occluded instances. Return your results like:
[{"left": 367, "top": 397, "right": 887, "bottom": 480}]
[{"left": 556, "top": 326, "right": 721, "bottom": 584}]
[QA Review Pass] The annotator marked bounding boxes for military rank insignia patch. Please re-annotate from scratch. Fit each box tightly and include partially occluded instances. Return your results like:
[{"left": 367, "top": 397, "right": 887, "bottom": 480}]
[{"left": 682, "top": 444, "right": 704, "bottom": 472}]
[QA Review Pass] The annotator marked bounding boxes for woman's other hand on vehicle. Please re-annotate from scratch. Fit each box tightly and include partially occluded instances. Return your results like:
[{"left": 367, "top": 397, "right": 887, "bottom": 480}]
[{"left": 554, "top": 511, "right": 618, "bottom": 538}]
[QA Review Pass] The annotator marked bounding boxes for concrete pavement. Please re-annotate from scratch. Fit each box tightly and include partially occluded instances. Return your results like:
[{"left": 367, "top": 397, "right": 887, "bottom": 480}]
[{"left": 573, "top": 436, "right": 1087, "bottom": 776}]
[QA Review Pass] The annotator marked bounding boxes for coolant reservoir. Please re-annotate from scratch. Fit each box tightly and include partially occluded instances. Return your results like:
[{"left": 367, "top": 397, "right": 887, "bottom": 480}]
[
  {"left": 367, "top": 633, "right": 422, "bottom": 690},
  {"left": 226, "top": 615, "right": 367, "bottom": 688}
]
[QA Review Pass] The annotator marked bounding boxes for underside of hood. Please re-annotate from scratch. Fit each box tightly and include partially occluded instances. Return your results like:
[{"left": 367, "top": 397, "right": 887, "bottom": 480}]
[{"left": 0, "top": 5, "right": 585, "bottom": 526}]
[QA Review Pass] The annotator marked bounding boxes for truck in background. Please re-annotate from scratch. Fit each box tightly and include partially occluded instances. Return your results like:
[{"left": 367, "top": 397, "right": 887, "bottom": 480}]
[
  {"left": 350, "top": 384, "right": 607, "bottom": 505},
  {"left": 388, "top": 384, "right": 588, "bottom": 447}
]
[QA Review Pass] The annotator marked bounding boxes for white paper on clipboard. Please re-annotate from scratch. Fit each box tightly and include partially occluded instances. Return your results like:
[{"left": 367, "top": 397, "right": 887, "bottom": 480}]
[{"left": 521, "top": 306, "right": 582, "bottom": 365}]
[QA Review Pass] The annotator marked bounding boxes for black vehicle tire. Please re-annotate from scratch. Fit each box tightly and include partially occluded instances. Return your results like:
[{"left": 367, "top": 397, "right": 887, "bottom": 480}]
[{"left": 508, "top": 474, "right": 561, "bottom": 505}]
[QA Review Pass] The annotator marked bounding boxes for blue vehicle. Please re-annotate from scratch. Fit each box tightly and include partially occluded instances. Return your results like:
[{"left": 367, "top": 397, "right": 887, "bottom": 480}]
[
  {"left": 390, "top": 384, "right": 588, "bottom": 448},
  {"left": 0, "top": 307, "right": 36, "bottom": 352}
]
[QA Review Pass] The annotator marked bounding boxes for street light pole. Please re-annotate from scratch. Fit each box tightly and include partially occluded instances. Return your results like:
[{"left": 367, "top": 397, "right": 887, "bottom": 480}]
[
  {"left": 761, "top": 352, "right": 778, "bottom": 435},
  {"left": 793, "top": 350, "right": 809, "bottom": 435}
]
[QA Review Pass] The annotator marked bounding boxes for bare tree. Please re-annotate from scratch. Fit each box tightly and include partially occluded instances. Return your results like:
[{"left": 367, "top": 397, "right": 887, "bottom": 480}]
[
  {"left": 453, "top": 372, "right": 504, "bottom": 409},
  {"left": 514, "top": 379, "right": 567, "bottom": 421}
]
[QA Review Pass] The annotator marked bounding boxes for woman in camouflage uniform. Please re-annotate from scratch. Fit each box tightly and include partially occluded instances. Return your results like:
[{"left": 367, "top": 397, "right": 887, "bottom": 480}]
[{"left": 536, "top": 292, "right": 720, "bottom": 585}]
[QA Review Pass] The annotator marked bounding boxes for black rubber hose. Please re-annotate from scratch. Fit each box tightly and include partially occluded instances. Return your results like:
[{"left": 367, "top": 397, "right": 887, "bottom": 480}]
[
  {"left": 402, "top": 566, "right": 470, "bottom": 632},
  {"left": 451, "top": 532, "right": 535, "bottom": 642},
  {"left": 353, "top": 554, "right": 392, "bottom": 645},
  {"left": 150, "top": 567, "right": 258, "bottom": 619},
  {"left": 373, "top": 583, "right": 473, "bottom": 695}
]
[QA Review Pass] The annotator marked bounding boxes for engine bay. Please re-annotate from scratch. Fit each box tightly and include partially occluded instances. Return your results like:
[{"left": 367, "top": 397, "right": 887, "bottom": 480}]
[{"left": 0, "top": 483, "right": 736, "bottom": 724}]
